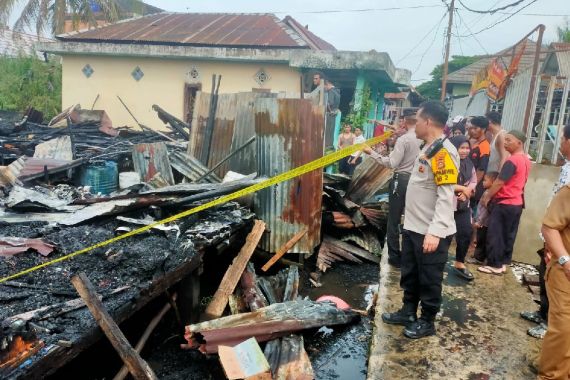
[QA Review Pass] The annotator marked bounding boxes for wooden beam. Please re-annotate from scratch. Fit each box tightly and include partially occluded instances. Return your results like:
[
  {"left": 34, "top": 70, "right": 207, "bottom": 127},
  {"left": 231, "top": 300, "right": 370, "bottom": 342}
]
[
  {"left": 261, "top": 228, "right": 308, "bottom": 272},
  {"left": 71, "top": 273, "right": 158, "bottom": 380},
  {"left": 203, "top": 220, "right": 265, "bottom": 320},
  {"left": 113, "top": 298, "right": 174, "bottom": 380}
]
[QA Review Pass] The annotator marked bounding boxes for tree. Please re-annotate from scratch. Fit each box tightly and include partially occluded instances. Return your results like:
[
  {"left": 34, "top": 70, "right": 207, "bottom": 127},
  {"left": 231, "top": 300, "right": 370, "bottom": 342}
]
[
  {"left": 0, "top": 0, "right": 145, "bottom": 35},
  {"left": 558, "top": 19, "right": 570, "bottom": 43},
  {"left": 416, "top": 55, "right": 479, "bottom": 100}
]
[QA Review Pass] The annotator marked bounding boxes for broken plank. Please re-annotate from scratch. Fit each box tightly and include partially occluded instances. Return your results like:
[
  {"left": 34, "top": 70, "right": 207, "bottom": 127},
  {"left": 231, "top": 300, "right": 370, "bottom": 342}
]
[
  {"left": 261, "top": 228, "right": 308, "bottom": 272},
  {"left": 203, "top": 220, "right": 265, "bottom": 320},
  {"left": 71, "top": 273, "right": 158, "bottom": 380},
  {"left": 240, "top": 263, "right": 269, "bottom": 311},
  {"left": 113, "top": 299, "right": 173, "bottom": 380},
  {"left": 323, "top": 236, "right": 380, "bottom": 264}
]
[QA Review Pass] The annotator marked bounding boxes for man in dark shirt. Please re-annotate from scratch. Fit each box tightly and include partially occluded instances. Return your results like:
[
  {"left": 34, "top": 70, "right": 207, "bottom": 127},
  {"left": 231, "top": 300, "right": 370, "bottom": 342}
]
[{"left": 467, "top": 116, "right": 490, "bottom": 213}]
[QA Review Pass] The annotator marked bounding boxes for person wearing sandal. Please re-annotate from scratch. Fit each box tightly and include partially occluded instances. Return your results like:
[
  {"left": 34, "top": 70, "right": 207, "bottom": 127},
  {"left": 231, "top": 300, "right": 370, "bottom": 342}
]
[
  {"left": 478, "top": 130, "right": 531, "bottom": 276},
  {"left": 448, "top": 135, "right": 477, "bottom": 281}
]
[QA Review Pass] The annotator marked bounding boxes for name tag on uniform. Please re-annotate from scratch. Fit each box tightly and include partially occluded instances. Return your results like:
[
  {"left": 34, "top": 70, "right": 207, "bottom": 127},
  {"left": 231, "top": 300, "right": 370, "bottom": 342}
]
[{"left": 430, "top": 149, "right": 458, "bottom": 185}]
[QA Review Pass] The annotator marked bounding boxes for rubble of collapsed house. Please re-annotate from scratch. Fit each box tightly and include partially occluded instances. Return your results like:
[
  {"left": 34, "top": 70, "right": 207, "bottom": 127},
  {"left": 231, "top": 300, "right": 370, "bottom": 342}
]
[{"left": 0, "top": 93, "right": 392, "bottom": 379}]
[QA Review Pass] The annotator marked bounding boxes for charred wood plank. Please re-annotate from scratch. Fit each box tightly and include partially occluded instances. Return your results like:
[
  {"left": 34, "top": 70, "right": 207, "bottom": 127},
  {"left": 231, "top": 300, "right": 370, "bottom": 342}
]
[
  {"left": 261, "top": 228, "right": 308, "bottom": 272},
  {"left": 240, "top": 263, "right": 269, "bottom": 311},
  {"left": 185, "top": 300, "right": 359, "bottom": 354},
  {"left": 71, "top": 273, "right": 157, "bottom": 380},
  {"left": 203, "top": 220, "right": 265, "bottom": 320}
]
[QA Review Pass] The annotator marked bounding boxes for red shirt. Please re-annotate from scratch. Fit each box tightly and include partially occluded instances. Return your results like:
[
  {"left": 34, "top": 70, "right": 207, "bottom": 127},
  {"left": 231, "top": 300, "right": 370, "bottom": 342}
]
[{"left": 495, "top": 153, "right": 531, "bottom": 206}]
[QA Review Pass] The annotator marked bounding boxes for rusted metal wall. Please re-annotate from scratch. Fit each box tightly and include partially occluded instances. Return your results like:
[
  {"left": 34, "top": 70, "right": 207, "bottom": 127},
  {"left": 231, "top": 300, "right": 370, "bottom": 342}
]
[
  {"left": 132, "top": 142, "right": 174, "bottom": 185},
  {"left": 254, "top": 98, "right": 325, "bottom": 254},
  {"left": 188, "top": 92, "right": 275, "bottom": 178}
]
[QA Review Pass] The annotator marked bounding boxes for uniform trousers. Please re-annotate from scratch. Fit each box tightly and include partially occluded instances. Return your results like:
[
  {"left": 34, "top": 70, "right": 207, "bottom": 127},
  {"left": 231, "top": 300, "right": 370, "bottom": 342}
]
[
  {"left": 401, "top": 230, "right": 451, "bottom": 320},
  {"left": 486, "top": 203, "right": 523, "bottom": 268},
  {"left": 386, "top": 173, "right": 410, "bottom": 264},
  {"left": 539, "top": 263, "right": 570, "bottom": 379},
  {"left": 450, "top": 208, "right": 472, "bottom": 263}
]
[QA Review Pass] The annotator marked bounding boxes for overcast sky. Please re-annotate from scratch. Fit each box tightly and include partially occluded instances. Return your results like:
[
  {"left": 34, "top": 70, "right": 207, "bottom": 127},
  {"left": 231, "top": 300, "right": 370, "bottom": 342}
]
[
  {"left": 8, "top": 0, "right": 570, "bottom": 84},
  {"left": 143, "top": 0, "right": 568, "bottom": 83}
]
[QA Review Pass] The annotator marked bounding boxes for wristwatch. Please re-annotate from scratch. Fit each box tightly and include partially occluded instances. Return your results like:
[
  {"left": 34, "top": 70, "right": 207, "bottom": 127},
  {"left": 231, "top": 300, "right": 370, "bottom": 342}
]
[{"left": 559, "top": 255, "right": 570, "bottom": 266}]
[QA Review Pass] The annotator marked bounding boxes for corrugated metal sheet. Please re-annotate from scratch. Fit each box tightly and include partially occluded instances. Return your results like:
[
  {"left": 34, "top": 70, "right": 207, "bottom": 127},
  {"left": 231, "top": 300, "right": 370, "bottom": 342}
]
[
  {"left": 345, "top": 157, "right": 392, "bottom": 204},
  {"left": 450, "top": 96, "right": 470, "bottom": 118},
  {"left": 553, "top": 43, "right": 570, "bottom": 77},
  {"left": 254, "top": 98, "right": 324, "bottom": 254},
  {"left": 188, "top": 92, "right": 276, "bottom": 178},
  {"left": 132, "top": 142, "right": 174, "bottom": 185},
  {"left": 0, "top": 29, "right": 52, "bottom": 59},
  {"left": 465, "top": 91, "right": 488, "bottom": 117},
  {"left": 57, "top": 13, "right": 313, "bottom": 49},
  {"left": 447, "top": 39, "right": 544, "bottom": 84},
  {"left": 169, "top": 151, "right": 221, "bottom": 183},
  {"left": 502, "top": 67, "right": 534, "bottom": 132}
]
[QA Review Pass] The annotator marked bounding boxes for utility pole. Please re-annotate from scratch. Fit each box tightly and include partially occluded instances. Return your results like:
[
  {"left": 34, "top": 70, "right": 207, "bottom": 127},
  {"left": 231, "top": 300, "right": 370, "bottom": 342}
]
[{"left": 440, "top": 0, "right": 455, "bottom": 102}]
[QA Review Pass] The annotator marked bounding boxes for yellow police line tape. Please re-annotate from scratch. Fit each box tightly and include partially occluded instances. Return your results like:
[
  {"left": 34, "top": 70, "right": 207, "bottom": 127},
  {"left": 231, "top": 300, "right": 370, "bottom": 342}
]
[{"left": 0, "top": 132, "right": 392, "bottom": 284}]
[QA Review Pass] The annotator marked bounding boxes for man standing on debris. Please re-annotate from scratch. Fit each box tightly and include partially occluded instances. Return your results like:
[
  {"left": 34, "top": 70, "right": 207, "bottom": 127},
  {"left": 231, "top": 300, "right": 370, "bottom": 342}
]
[
  {"left": 380, "top": 101, "right": 459, "bottom": 339},
  {"left": 538, "top": 123, "right": 570, "bottom": 379},
  {"left": 363, "top": 108, "right": 421, "bottom": 268}
]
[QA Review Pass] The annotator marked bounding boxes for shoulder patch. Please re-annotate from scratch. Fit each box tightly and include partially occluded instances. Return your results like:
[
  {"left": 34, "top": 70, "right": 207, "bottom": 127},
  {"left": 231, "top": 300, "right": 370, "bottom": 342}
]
[{"left": 430, "top": 148, "right": 458, "bottom": 186}]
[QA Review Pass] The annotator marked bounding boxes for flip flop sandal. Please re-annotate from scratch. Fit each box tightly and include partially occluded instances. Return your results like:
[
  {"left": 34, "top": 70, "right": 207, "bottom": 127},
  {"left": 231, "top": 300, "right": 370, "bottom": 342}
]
[
  {"left": 454, "top": 267, "right": 474, "bottom": 281},
  {"left": 477, "top": 266, "right": 504, "bottom": 276}
]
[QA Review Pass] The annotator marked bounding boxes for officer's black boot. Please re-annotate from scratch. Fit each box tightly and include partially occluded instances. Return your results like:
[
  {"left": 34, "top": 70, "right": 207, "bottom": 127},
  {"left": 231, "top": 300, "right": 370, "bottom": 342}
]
[
  {"left": 403, "top": 316, "right": 436, "bottom": 339},
  {"left": 381, "top": 306, "right": 417, "bottom": 326}
]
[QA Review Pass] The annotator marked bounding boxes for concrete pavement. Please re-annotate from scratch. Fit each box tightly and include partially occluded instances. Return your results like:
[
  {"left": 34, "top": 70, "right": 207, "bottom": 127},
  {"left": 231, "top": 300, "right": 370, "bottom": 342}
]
[{"left": 367, "top": 249, "right": 542, "bottom": 379}]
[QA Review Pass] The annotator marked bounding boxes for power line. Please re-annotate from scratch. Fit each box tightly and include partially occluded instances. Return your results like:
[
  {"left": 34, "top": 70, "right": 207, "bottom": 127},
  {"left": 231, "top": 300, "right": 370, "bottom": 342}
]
[
  {"left": 453, "top": 9, "right": 464, "bottom": 56},
  {"left": 455, "top": 0, "right": 539, "bottom": 36},
  {"left": 413, "top": 11, "right": 448, "bottom": 75},
  {"left": 268, "top": 4, "right": 446, "bottom": 14},
  {"left": 454, "top": 9, "right": 490, "bottom": 55},
  {"left": 456, "top": 0, "right": 527, "bottom": 14},
  {"left": 396, "top": 10, "right": 449, "bottom": 65}
]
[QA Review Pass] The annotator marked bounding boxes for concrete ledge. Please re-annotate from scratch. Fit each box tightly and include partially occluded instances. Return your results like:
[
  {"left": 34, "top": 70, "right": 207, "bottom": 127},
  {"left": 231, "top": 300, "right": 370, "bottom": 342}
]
[{"left": 368, "top": 248, "right": 541, "bottom": 379}]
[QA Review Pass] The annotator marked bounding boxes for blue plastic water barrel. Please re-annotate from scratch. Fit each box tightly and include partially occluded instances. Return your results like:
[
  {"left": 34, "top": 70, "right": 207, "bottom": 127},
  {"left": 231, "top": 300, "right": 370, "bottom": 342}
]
[{"left": 80, "top": 161, "right": 118, "bottom": 195}]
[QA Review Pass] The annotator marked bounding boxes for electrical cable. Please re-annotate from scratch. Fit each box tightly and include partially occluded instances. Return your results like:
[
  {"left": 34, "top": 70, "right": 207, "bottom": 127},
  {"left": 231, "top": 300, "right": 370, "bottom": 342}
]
[
  {"left": 455, "top": 0, "right": 539, "bottom": 37},
  {"left": 396, "top": 9, "right": 449, "bottom": 65},
  {"left": 413, "top": 12, "right": 448, "bottom": 75},
  {"left": 457, "top": 0, "right": 527, "bottom": 14},
  {"left": 268, "top": 4, "right": 446, "bottom": 14}
]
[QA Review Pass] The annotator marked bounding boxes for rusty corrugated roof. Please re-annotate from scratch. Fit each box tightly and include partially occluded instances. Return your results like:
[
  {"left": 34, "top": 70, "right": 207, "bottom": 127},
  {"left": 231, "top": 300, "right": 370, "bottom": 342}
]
[{"left": 56, "top": 13, "right": 334, "bottom": 49}]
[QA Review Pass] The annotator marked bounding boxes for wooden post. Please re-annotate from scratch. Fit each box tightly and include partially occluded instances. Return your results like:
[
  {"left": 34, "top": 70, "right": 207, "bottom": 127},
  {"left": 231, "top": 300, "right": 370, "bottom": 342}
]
[
  {"left": 261, "top": 228, "right": 308, "bottom": 272},
  {"left": 71, "top": 273, "right": 158, "bottom": 380},
  {"left": 203, "top": 220, "right": 265, "bottom": 320},
  {"left": 440, "top": 0, "right": 455, "bottom": 102}
]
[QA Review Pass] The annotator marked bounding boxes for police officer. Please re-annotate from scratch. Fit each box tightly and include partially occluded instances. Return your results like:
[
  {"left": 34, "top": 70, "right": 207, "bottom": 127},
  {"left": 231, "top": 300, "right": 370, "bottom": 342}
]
[
  {"left": 363, "top": 108, "right": 421, "bottom": 268},
  {"left": 381, "top": 101, "right": 459, "bottom": 339}
]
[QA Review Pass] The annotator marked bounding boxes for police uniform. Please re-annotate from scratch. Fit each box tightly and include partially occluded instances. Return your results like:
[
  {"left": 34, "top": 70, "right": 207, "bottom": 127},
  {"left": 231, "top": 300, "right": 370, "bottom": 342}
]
[
  {"left": 370, "top": 117, "right": 421, "bottom": 267},
  {"left": 400, "top": 137, "right": 459, "bottom": 323}
]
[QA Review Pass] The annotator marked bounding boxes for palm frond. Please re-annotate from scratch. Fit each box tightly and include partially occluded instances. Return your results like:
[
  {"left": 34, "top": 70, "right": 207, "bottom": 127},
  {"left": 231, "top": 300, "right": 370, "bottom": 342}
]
[
  {"left": 13, "top": 0, "right": 42, "bottom": 33},
  {"left": 0, "top": 0, "right": 23, "bottom": 27}
]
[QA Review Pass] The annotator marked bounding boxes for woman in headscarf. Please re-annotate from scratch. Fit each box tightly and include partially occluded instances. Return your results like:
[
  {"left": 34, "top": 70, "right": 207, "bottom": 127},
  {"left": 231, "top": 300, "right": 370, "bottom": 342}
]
[{"left": 449, "top": 135, "right": 478, "bottom": 281}]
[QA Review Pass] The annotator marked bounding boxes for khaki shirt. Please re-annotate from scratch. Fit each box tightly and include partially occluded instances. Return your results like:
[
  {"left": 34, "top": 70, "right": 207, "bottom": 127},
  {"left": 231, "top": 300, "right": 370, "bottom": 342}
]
[
  {"left": 370, "top": 128, "right": 421, "bottom": 173},
  {"left": 543, "top": 185, "right": 570, "bottom": 253},
  {"left": 403, "top": 138, "right": 459, "bottom": 238}
]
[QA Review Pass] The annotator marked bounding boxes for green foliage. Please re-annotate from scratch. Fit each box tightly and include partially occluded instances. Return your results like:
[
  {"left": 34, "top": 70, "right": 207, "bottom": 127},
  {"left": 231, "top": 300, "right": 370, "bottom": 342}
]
[
  {"left": 558, "top": 19, "right": 570, "bottom": 42},
  {"left": 344, "top": 84, "right": 372, "bottom": 129},
  {"left": 0, "top": 55, "right": 62, "bottom": 120},
  {"left": 416, "top": 55, "right": 479, "bottom": 100}
]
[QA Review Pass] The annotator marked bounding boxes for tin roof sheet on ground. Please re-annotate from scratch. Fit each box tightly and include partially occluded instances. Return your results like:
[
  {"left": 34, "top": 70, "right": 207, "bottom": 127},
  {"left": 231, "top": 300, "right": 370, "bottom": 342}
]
[{"left": 56, "top": 13, "right": 335, "bottom": 50}]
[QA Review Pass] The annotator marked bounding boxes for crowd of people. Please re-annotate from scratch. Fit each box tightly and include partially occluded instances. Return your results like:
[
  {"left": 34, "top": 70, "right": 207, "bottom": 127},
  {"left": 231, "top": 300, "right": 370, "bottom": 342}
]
[{"left": 357, "top": 100, "right": 570, "bottom": 378}]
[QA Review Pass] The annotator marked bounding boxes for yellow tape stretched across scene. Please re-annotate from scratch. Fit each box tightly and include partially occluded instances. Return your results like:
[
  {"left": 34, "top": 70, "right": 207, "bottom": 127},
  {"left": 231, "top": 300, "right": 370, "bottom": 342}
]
[{"left": 0, "top": 132, "right": 392, "bottom": 284}]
